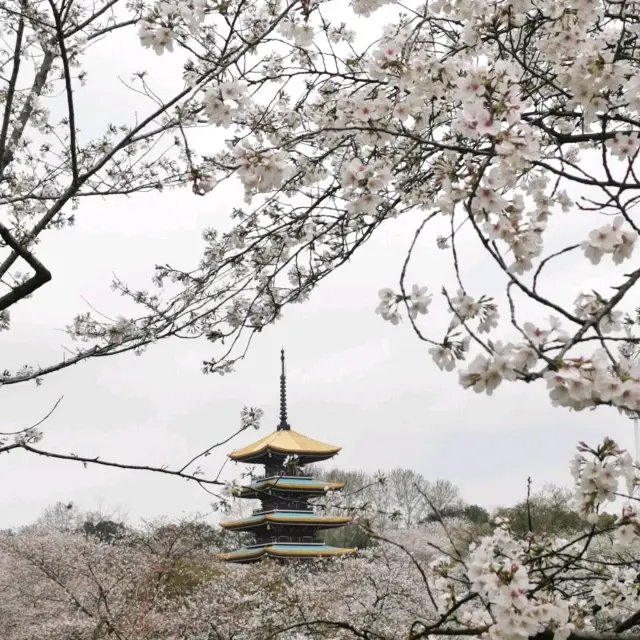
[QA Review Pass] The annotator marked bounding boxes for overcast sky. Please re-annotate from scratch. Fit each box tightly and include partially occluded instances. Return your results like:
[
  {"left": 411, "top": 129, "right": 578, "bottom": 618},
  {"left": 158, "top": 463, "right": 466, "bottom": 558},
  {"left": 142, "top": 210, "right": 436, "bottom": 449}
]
[{"left": 0, "top": 7, "right": 637, "bottom": 529}]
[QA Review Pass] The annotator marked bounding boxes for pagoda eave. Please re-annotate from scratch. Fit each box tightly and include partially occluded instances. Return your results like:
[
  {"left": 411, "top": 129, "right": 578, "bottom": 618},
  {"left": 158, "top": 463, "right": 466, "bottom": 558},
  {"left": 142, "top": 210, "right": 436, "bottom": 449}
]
[
  {"left": 228, "top": 429, "right": 341, "bottom": 464},
  {"left": 217, "top": 543, "right": 357, "bottom": 563},
  {"left": 229, "top": 449, "right": 339, "bottom": 466},
  {"left": 220, "top": 513, "right": 352, "bottom": 531},
  {"left": 233, "top": 477, "right": 346, "bottom": 498}
]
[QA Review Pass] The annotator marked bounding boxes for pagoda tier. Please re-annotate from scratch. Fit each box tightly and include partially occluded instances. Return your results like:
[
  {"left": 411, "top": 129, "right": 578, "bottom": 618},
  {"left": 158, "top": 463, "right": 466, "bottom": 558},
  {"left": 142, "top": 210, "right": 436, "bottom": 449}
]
[
  {"left": 217, "top": 350, "right": 357, "bottom": 564},
  {"left": 218, "top": 543, "right": 356, "bottom": 563},
  {"left": 233, "top": 475, "right": 345, "bottom": 499},
  {"left": 233, "top": 478, "right": 339, "bottom": 514},
  {"left": 220, "top": 510, "right": 352, "bottom": 532}
]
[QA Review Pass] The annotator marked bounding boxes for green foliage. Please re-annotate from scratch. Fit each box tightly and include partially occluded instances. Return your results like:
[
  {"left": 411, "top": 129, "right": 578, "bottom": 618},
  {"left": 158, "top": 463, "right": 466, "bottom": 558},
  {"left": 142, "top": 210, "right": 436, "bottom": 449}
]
[
  {"left": 146, "top": 520, "right": 230, "bottom": 553},
  {"left": 463, "top": 504, "right": 490, "bottom": 525},
  {"left": 82, "top": 520, "right": 127, "bottom": 543},
  {"left": 594, "top": 512, "right": 617, "bottom": 530},
  {"left": 494, "top": 484, "right": 584, "bottom": 536},
  {"left": 158, "top": 557, "right": 222, "bottom": 599},
  {"left": 321, "top": 523, "right": 376, "bottom": 549}
]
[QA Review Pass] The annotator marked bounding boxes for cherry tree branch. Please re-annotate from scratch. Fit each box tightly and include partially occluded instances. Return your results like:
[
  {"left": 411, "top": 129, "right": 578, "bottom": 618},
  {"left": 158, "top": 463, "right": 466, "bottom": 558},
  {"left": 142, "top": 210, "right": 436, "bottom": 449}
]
[
  {"left": 0, "top": 222, "right": 52, "bottom": 312},
  {"left": 0, "top": 395, "right": 63, "bottom": 437},
  {"left": 0, "top": 442, "right": 226, "bottom": 492}
]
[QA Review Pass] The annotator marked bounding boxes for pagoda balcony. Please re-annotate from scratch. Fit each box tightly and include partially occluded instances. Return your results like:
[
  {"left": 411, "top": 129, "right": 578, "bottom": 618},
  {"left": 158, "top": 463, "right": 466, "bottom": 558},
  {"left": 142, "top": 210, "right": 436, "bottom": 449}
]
[
  {"left": 252, "top": 473, "right": 314, "bottom": 482},
  {"left": 252, "top": 535, "right": 324, "bottom": 546},
  {"left": 233, "top": 476, "right": 345, "bottom": 499},
  {"left": 219, "top": 510, "right": 352, "bottom": 531},
  {"left": 244, "top": 540, "right": 325, "bottom": 549},
  {"left": 217, "top": 541, "right": 357, "bottom": 563},
  {"left": 251, "top": 507, "right": 313, "bottom": 516}
]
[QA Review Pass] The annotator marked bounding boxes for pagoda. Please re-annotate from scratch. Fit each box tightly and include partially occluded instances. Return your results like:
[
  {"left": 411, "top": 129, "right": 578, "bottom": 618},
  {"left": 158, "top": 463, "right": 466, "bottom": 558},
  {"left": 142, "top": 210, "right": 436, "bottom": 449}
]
[{"left": 217, "top": 350, "right": 357, "bottom": 563}]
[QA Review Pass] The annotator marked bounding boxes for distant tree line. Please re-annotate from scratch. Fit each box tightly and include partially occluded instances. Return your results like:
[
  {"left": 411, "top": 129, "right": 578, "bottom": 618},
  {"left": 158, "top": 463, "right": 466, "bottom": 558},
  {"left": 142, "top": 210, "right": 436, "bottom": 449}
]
[
  {"left": 22, "top": 502, "right": 245, "bottom": 552},
  {"left": 12, "top": 472, "right": 611, "bottom": 553},
  {"left": 302, "top": 467, "right": 609, "bottom": 548}
]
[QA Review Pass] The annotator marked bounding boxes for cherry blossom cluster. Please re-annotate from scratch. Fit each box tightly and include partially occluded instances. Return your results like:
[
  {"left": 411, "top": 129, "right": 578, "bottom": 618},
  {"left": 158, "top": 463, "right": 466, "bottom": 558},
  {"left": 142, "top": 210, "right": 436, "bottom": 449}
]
[
  {"left": 467, "top": 524, "right": 573, "bottom": 640},
  {"left": 5, "top": 437, "right": 640, "bottom": 639},
  {"left": 613, "top": 503, "right": 640, "bottom": 553},
  {"left": 438, "top": 309, "right": 640, "bottom": 413},
  {"left": 375, "top": 285, "right": 432, "bottom": 325},
  {"left": 574, "top": 293, "right": 623, "bottom": 334},
  {"left": 11, "top": 427, "right": 44, "bottom": 446},
  {"left": 233, "top": 142, "right": 293, "bottom": 197},
  {"left": 448, "top": 289, "right": 500, "bottom": 333},
  {"left": 138, "top": 0, "right": 207, "bottom": 55},
  {"left": 581, "top": 216, "right": 638, "bottom": 266},
  {"left": 3, "top": 3, "right": 640, "bottom": 622},
  {"left": 203, "top": 81, "right": 251, "bottom": 130},
  {"left": 4, "top": 0, "right": 639, "bottom": 416},
  {"left": 542, "top": 349, "right": 640, "bottom": 412},
  {"left": 569, "top": 438, "right": 637, "bottom": 522},
  {"left": 607, "top": 133, "right": 640, "bottom": 161}
]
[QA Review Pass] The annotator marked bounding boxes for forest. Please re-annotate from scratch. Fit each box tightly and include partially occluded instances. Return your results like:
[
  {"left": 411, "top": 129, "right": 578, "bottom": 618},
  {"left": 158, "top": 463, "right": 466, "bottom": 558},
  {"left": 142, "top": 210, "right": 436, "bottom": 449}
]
[
  {"left": 0, "top": 472, "right": 627, "bottom": 639},
  {"left": 1, "top": 0, "right": 640, "bottom": 637}
]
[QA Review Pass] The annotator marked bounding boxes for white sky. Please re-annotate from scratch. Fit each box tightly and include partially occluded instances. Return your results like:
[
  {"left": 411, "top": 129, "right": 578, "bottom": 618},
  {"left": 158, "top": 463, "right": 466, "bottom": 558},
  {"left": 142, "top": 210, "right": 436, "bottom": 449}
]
[
  {"left": 0, "top": 3, "right": 637, "bottom": 529},
  {"left": 1, "top": 183, "right": 633, "bottom": 528}
]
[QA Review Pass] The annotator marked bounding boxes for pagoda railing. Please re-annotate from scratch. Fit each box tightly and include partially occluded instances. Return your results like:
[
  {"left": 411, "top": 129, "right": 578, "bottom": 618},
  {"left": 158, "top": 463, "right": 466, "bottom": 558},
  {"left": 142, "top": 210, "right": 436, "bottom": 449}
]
[
  {"left": 251, "top": 474, "right": 314, "bottom": 482},
  {"left": 251, "top": 507, "right": 315, "bottom": 515}
]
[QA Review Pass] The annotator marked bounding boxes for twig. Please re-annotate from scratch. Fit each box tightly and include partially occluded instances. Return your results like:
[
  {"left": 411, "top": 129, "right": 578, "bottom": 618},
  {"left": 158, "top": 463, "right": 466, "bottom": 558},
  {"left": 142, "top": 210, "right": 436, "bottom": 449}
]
[{"left": 0, "top": 396, "right": 64, "bottom": 436}]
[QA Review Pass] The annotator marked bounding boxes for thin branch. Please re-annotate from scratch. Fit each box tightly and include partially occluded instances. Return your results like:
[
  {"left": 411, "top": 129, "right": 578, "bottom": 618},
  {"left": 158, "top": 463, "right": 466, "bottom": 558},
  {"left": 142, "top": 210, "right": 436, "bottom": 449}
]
[
  {"left": 0, "top": 223, "right": 52, "bottom": 312},
  {"left": 2, "top": 442, "right": 226, "bottom": 491},
  {"left": 48, "top": 0, "right": 79, "bottom": 184},
  {"left": 0, "top": 396, "right": 64, "bottom": 436},
  {"left": 0, "top": 3, "right": 25, "bottom": 169},
  {"left": 178, "top": 424, "right": 249, "bottom": 473}
]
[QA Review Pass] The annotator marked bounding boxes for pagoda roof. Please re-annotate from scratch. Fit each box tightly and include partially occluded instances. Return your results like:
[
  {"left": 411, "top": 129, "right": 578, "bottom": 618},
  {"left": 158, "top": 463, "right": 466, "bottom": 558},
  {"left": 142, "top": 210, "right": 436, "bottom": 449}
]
[
  {"left": 234, "top": 476, "right": 345, "bottom": 498},
  {"left": 228, "top": 429, "right": 341, "bottom": 463},
  {"left": 217, "top": 542, "right": 357, "bottom": 563},
  {"left": 220, "top": 510, "right": 351, "bottom": 530}
]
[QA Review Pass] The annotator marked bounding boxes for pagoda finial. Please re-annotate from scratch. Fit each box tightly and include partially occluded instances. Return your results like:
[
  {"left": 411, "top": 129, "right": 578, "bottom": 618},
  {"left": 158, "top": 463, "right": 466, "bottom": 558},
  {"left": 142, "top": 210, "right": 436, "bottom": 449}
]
[{"left": 278, "top": 348, "right": 290, "bottom": 431}]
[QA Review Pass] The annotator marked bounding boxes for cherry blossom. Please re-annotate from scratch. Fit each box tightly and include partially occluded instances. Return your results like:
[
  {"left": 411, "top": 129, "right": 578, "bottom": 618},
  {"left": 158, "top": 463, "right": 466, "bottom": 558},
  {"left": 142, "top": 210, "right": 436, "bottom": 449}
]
[
  {"left": 0, "top": 439, "right": 640, "bottom": 640},
  {"left": 606, "top": 132, "right": 640, "bottom": 161},
  {"left": 581, "top": 216, "right": 638, "bottom": 266},
  {"left": 5, "top": 0, "right": 640, "bottom": 429},
  {"left": 2, "top": 0, "right": 640, "bottom": 600}
]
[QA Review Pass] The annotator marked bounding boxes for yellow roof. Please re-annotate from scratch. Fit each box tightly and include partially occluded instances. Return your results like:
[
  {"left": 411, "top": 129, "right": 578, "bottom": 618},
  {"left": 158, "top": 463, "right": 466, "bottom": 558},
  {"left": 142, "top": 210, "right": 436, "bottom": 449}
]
[{"left": 228, "top": 429, "right": 341, "bottom": 461}]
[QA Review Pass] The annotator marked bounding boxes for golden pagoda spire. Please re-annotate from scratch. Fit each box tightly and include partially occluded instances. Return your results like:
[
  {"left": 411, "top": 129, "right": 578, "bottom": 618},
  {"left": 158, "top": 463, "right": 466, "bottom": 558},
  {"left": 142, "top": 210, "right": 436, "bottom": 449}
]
[{"left": 278, "top": 348, "right": 290, "bottom": 431}]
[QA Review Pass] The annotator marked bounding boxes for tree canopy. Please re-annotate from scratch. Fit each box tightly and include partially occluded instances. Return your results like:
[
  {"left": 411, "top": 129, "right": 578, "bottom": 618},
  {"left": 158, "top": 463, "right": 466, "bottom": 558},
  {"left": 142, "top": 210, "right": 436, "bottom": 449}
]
[{"left": 2, "top": 0, "right": 640, "bottom": 637}]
